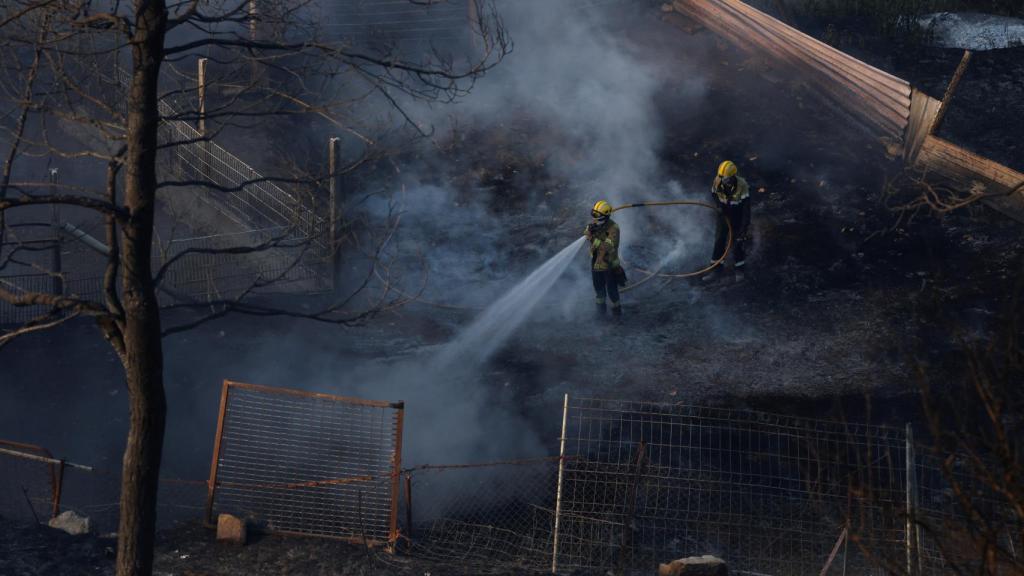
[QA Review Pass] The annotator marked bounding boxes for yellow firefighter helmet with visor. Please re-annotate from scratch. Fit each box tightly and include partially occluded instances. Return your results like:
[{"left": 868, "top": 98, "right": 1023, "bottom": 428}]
[{"left": 717, "top": 160, "right": 738, "bottom": 178}]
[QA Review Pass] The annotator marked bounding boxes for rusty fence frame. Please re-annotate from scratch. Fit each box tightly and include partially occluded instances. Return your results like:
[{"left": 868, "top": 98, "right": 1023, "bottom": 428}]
[
  {"left": 0, "top": 439, "right": 96, "bottom": 521},
  {"left": 204, "top": 380, "right": 405, "bottom": 548},
  {"left": 0, "top": 440, "right": 59, "bottom": 520}
]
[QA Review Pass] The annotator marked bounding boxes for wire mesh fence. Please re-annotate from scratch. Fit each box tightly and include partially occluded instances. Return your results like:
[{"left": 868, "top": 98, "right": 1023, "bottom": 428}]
[
  {"left": 0, "top": 66, "right": 334, "bottom": 325},
  {"left": 0, "top": 441, "right": 57, "bottom": 525},
  {"left": 3, "top": 394, "right": 1019, "bottom": 574},
  {"left": 554, "top": 398, "right": 909, "bottom": 575},
  {"left": 321, "top": 0, "right": 473, "bottom": 46},
  {"left": 402, "top": 458, "right": 560, "bottom": 573},
  {"left": 206, "top": 380, "right": 404, "bottom": 545}
]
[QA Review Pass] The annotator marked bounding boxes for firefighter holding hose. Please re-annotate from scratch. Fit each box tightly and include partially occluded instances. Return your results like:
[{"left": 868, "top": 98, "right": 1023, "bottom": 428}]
[
  {"left": 705, "top": 160, "right": 751, "bottom": 282},
  {"left": 585, "top": 200, "right": 624, "bottom": 317}
]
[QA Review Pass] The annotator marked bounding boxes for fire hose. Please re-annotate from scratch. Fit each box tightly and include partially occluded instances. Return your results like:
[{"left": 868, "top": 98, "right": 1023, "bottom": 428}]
[
  {"left": 375, "top": 199, "right": 733, "bottom": 308},
  {"left": 610, "top": 200, "right": 733, "bottom": 293}
]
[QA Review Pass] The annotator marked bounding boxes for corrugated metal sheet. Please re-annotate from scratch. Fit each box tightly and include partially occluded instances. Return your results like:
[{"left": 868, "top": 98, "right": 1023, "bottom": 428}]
[
  {"left": 668, "top": 0, "right": 1024, "bottom": 222},
  {"left": 671, "top": 0, "right": 911, "bottom": 141}
]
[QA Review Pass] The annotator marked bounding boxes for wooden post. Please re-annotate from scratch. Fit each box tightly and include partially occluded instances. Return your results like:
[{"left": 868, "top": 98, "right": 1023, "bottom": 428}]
[
  {"left": 48, "top": 168, "right": 63, "bottom": 297},
  {"left": 248, "top": 0, "right": 260, "bottom": 83},
  {"left": 328, "top": 137, "right": 341, "bottom": 293},
  {"left": 551, "top": 393, "right": 569, "bottom": 574},
  {"left": 197, "top": 57, "right": 208, "bottom": 137},
  {"left": 929, "top": 50, "right": 972, "bottom": 135},
  {"left": 249, "top": 0, "right": 258, "bottom": 42}
]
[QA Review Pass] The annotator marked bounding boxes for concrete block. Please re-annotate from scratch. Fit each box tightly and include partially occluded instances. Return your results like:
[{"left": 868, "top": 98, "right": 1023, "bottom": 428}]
[{"left": 216, "top": 513, "right": 247, "bottom": 545}]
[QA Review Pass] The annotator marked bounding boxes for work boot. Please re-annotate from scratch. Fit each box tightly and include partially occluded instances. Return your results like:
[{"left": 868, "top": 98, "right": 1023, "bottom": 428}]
[
  {"left": 595, "top": 302, "right": 607, "bottom": 318},
  {"left": 611, "top": 304, "right": 622, "bottom": 318},
  {"left": 734, "top": 261, "right": 747, "bottom": 283},
  {"left": 701, "top": 267, "right": 719, "bottom": 284}
]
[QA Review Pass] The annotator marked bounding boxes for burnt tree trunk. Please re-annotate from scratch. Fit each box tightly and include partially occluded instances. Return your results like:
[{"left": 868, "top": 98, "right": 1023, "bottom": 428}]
[{"left": 115, "top": 2, "right": 168, "bottom": 576}]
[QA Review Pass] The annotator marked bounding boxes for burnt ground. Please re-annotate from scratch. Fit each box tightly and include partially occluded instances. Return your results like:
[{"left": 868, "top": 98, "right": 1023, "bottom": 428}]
[
  {"left": 0, "top": 516, "right": 518, "bottom": 576},
  {"left": 2, "top": 4, "right": 1024, "bottom": 576}
]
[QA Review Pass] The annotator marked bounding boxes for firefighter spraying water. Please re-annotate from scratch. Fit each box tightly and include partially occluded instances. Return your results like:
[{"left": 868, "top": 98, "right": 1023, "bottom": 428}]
[{"left": 585, "top": 200, "right": 627, "bottom": 318}]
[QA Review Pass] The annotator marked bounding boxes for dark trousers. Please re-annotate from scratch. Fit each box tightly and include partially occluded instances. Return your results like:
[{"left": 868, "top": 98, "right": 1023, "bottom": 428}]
[
  {"left": 712, "top": 206, "right": 747, "bottom": 266},
  {"left": 592, "top": 270, "right": 620, "bottom": 306}
]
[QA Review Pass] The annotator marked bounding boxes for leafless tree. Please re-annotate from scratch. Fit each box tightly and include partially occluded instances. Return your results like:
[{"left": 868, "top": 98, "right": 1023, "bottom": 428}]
[
  {"left": 836, "top": 299, "right": 1024, "bottom": 575},
  {"left": 0, "top": 2, "right": 508, "bottom": 575}
]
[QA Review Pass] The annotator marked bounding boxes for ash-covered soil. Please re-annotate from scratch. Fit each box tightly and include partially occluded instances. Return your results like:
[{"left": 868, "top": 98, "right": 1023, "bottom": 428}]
[{"left": 0, "top": 516, "right": 535, "bottom": 576}]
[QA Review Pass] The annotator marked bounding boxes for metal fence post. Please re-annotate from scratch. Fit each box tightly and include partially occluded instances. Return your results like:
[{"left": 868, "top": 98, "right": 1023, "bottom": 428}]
[
  {"left": 328, "top": 137, "right": 341, "bottom": 293},
  {"left": 551, "top": 393, "right": 569, "bottom": 574},
  {"left": 905, "top": 423, "right": 918, "bottom": 576},
  {"left": 404, "top": 473, "right": 413, "bottom": 542},
  {"left": 51, "top": 458, "right": 65, "bottom": 519},
  {"left": 619, "top": 440, "right": 647, "bottom": 574},
  {"left": 48, "top": 168, "right": 63, "bottom": 298},
  {"left": 205, "top": 381, "right": 231, "bottom": 525},
  {"left": 389, "top": 402, "right": 405, "bottom": 550}
]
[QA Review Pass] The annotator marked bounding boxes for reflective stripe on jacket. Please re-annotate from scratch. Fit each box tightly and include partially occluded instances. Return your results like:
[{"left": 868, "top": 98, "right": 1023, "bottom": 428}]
[
  {"left": 712, "top": 176, "right": 750, "bottom": 205},
  {"left": 586, "top": 220, "right": 620, "bottom": 271}
]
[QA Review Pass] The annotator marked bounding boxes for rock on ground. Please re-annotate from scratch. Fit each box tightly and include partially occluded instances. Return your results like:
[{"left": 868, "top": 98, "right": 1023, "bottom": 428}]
[{"left": 48, "top": 510, "right": 91, "bottom": 536}]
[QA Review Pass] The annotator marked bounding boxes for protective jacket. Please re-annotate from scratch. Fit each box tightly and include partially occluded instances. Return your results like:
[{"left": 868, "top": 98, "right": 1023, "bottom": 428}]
[
  {"left": 711, "top": 175, "right": 751, "bottom": 234},
  {"left": 710, "top": 175, "right": 751, "bottom": 266},
  {"left": 586, "top": 220, "right": 620, "bottom": 272}
]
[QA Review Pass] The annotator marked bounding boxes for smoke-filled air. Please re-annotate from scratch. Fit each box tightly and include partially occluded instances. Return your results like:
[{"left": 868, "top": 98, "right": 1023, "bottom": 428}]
[{"left": 2, "top": 0, "right": 1023, "bottom": 574}]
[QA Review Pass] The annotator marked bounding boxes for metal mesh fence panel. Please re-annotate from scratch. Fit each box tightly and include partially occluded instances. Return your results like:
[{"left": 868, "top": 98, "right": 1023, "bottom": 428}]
[
  {"left": 554, "top": 398, "right": 909, "bottom": 575},
  {"left": 116, "top": 67, "right": 332, "bottom": 302},
  {"left": 0, "top": 441, "right": 57, "bottom": 524},
  {"left": 0, "top": 275, "right": 63, "bottom": 327},
  {"left": 403, "top": 459, "right": 559, "bottom": 573},
  {"left": 206, "top": 380, "right": 404, "bottom": 545},
  {"left": 321, "top": 0, "right": 471, "bottom": 45}
]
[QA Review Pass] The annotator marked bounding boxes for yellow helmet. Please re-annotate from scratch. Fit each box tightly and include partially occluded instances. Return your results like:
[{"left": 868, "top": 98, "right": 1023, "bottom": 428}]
[
  {"left": 717, "top": 160, "right": 738, "bottom": 178},
  {"left": 592, "top": 200, "right": 613, "bottom": 218}
]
